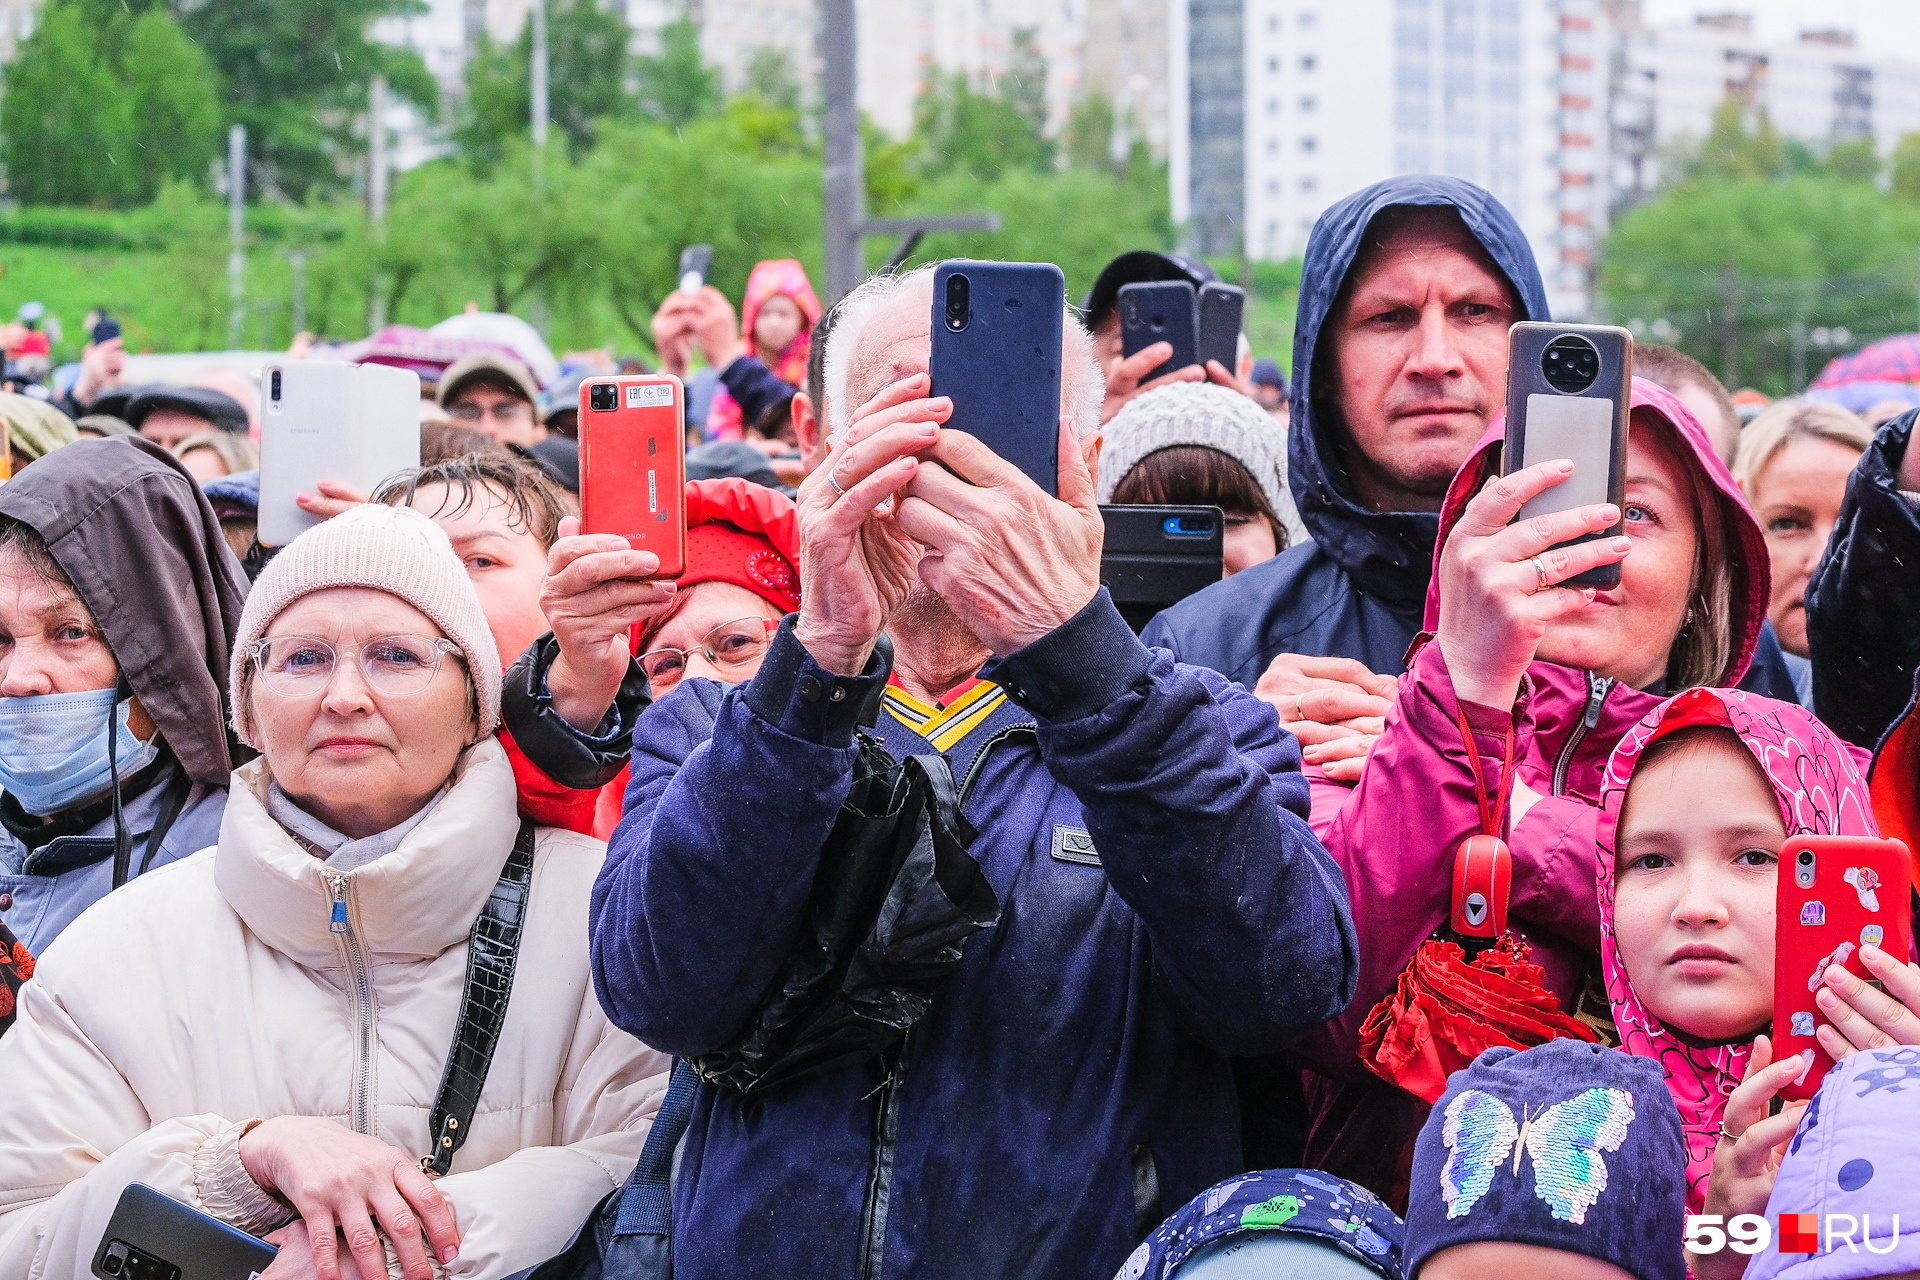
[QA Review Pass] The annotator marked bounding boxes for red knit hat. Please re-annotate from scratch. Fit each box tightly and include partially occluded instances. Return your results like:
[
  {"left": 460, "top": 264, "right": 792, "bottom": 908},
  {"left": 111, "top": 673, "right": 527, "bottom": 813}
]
[{"left": 638, "top": 478, "right": 801, "bottom": 649}]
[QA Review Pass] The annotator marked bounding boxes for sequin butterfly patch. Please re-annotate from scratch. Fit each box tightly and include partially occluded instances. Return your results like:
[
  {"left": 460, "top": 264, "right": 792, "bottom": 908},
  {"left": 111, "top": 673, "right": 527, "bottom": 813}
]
[{"left": 1439, "top": 1087, "right": 1636, "bottom": 1224}]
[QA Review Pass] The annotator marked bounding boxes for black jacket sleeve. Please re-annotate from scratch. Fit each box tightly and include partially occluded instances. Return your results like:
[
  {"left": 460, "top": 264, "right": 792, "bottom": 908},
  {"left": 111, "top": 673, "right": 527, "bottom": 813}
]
[
  {"left": 1807, "top": 409, "right": 1920, "bottom": 749},
  {"left": 498, "top": 634, "right": 651, "bottom": 790}
]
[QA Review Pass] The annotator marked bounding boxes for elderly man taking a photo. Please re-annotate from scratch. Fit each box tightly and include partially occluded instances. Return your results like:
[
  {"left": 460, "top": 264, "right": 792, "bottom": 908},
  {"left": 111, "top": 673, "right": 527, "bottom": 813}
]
[{"left": 575, "top": 265, "right": 1357, "bottom": 1280}]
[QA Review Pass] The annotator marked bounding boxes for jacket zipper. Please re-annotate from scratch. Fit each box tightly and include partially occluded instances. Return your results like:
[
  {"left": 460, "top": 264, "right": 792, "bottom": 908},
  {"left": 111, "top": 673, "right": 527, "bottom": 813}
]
[
  {"left": 327, "top": 871, "right": 377, "bottom": 1136},
  {"left": 857, "top": 1036, "right": 911, "bottom": 1280},
  {"left": 1551, "top": 671, "right": 1614, "bottom": 797}
]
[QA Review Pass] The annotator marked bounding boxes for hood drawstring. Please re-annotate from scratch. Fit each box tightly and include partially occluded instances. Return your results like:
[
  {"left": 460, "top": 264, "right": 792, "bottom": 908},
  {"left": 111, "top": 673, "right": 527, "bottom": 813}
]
[{"left": 108, "top": 673, "right": 133, "bottom": 889}]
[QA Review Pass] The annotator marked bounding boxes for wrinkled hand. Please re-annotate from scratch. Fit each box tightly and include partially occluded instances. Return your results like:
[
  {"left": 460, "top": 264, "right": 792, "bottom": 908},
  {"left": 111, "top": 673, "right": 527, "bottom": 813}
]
[
  {"left": 649, "top": 293, "right": 698, "bottom": 380},
  {"left": 1692, "top": 1035, "right": 1808, "bottom": 1280},
  {"left": 792, "top": 374, "right": 943, "bottom": 675},
  {"left": 893, "top": 417, "right": 1102, "bottom": 656},
  {"left": 240, "top": 1116, "right": 458, "bottom": 1280},
  {"left": 294, "top": 480, "right": 372, "bottom": 522},
  {"left": 541, "top": 515, "right": 677, "bottom": 728},
  {"left": 1816, "top": 944, "right": 1920, "bottom": 1060},
  {"left": 261, "top": 1221, "right": 368, "bottom": 1280},
  {"left": 1257, "top": 655, "right": 1398, "bottom": 783},
  {"left": 1100, "top": 342, "right": 1204, "bottom": 423},
  {"left": 1436, "top": 460, "right": 1629, "bottom": 710}
]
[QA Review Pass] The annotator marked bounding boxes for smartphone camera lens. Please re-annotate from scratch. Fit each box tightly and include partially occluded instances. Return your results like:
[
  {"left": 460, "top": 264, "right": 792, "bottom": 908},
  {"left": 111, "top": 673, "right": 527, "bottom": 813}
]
[
  {"left": 1799, "top": 850, "right": 1815, "bottom": 866},
  {"left": 589, "top": 383, "right": 619, "bottom": 413},
  {"left": 269, "top": 369, "right": 282, "bottom": 403},
  {"left": 945, "top": 274, "right": 971, "bottom": 332},
  {"left": 101, "top": 1243, "right": 127, "bottom": 1276},
  {"left": 1542, "top": 334, "right": 1602, "bottom": 394}
]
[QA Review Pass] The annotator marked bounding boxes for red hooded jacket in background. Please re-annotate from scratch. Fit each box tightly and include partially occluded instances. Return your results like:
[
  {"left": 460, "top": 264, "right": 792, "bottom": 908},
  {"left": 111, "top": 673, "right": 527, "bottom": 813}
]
[
  {"left": 705, "top": 259, "right": 822, "bottom": 442},
  {"left": 1291, "top": 377, "right": 1817, "bottom": 1202}
]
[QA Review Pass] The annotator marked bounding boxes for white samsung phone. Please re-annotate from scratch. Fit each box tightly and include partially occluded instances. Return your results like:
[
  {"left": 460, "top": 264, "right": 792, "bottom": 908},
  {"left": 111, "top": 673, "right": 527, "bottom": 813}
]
[{"left": 258, "top": 361, "right": 421, "bottom": 547}]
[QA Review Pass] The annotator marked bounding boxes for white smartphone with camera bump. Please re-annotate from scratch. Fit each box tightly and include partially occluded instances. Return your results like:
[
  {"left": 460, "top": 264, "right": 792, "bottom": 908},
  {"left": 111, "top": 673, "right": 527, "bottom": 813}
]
[{"left": 258, "top": 360, "right": 421, "bottom": 547}]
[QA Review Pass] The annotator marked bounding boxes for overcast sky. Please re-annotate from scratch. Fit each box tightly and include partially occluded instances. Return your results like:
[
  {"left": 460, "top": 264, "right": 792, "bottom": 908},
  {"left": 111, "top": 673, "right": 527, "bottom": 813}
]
[{"left": 1640, "top": 0, "right": 1920, "bottom": 59}]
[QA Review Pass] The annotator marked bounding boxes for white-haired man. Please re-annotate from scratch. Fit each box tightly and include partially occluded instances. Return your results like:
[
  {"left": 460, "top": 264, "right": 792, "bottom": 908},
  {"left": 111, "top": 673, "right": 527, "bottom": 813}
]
[{"left": 508, "top": 265, "right": 1358, "bottom": 1280}]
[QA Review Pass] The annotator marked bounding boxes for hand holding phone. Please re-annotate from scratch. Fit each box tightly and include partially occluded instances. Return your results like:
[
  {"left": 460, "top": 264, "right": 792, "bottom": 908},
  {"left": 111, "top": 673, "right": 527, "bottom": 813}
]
[
  {"left": 258, "top": 361, "right": 421, "bottom": 547},
  {"left": 1501, "top": 322, "right": 1633, "bottom": 589},
  {"left": 1773, "top": 834, "right": 1914, "bottom": 1101},
  {"left": 93, "top": 1183, "right": 277, "bottom": 1280},
  {"left": 1118, "top": 281, "right": 1198, "bottom": 385}
]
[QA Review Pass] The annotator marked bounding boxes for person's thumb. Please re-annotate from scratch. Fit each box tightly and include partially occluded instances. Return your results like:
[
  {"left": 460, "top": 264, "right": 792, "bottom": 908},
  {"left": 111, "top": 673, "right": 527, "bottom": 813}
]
[
  {"left": 557, "top": 514, "right": 581, "bottom": 540},
  {"left": 1056, "top": 416, "right": 1099, "bottom": 517}
]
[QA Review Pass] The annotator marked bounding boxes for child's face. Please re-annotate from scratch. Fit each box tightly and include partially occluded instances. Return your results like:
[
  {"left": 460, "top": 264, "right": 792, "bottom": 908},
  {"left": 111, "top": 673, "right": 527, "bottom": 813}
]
[
  {"left": 753, "top": 294, "right": 804, "bottom": 355},
  {"left": 406, "top": 481, "right": 552, "bottom": 665},
  {"left": 1421, "top": 1242, "right": 1637, "bottom": 1279},
  {"left": 1614, "top": 730, "right": 1784, "bottom": 1041}
]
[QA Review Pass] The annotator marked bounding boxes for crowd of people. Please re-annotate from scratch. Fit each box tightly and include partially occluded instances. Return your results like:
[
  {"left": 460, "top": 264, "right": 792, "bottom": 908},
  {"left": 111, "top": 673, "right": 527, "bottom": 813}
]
[{"left": 0, "top": 172, "right": 1916, "bottom": 1280}]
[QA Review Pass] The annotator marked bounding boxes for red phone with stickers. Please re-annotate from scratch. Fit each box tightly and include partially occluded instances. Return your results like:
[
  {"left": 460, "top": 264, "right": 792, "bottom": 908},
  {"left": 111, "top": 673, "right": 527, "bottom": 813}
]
[
  {"left": 579, "top": 374, "right": 688, "bottom": 579},
  {"left": 1774, "top": 834, "right": 1912, "bottom": 1102}
]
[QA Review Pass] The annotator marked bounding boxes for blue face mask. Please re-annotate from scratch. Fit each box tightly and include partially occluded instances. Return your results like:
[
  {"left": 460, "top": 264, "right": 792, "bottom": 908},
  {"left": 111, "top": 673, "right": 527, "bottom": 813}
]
[{"left": 0, "top": 688, "right": 160, "bottom": 816}]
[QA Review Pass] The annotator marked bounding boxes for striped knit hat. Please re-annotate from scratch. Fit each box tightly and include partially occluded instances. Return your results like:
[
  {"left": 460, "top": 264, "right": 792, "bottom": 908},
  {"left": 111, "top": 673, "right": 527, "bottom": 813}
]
[{"left": 230, "top": 504, "right": 500, "bottom": 745}]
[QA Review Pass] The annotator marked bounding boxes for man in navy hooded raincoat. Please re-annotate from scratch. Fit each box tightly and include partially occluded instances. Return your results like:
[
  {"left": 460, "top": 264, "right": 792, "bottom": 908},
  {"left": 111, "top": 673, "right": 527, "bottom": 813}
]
[{"left": 584, "top": 266, "right": 1358, "bottom": 1280}]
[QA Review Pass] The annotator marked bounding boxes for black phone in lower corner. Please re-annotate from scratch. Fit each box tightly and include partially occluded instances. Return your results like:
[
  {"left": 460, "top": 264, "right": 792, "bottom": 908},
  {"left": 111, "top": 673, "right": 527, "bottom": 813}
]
[
  {"left": 94, "top": 1183, "right": 278, "bottom": 1280},
  {"left": 1197, "top": 282, "right": 1246, "bottom": 371},
  {"left": 1119, "top": 280, "right": 1198, "bottom": 384},
  {"left": 930, "top": 259, "right": 1067, "bottom": 497},
  {"left": 1099, "top": 504, "right": 1225, "bottom": 633}
]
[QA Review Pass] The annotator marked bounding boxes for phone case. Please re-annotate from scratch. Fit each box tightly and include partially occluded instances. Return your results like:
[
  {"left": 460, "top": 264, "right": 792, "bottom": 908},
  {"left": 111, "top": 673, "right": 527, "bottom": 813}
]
[
  {"left": 93, "top": 1182, "right": 278, "bottom": 1279},
  {"left": 1098, "top": 504, "right": 1224, "bottom": 632},
  {"left": 1118, "top": 280, "right": 1198, "bottom": 383},
  {"left": 1501, "top": 322, "right": 1633, "bottom": 589},
  {"left": 929, "top": 260, "right": 1066, "bottom": 497},
  {"left": 258, "top": 360, "right": 422, "bottom": 547},
  {"left": 1197, "top": 283, "right": 1246, "bottom": 371},
  {"left": 579, "top": 374, "right": 688, "bottom": 579},
  {"left": 1774, "top": 834, "right": 1913, "bottom": 1102}
]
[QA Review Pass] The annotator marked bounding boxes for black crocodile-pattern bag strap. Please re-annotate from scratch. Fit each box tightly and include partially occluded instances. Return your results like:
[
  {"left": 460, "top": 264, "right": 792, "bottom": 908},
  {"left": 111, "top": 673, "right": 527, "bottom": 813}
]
[{"left": 421, "top": 819, "right": 537, "bottom": 1176}]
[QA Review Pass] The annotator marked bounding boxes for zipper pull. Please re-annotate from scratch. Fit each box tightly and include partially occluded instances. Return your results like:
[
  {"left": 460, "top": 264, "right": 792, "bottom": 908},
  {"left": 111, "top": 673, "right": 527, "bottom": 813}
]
[
  {"left": 1583, "top": 674, "right": 1611, "bottom": 728},
  {"left": 328, "top": 874, "right": 349, "bottom": 934}
]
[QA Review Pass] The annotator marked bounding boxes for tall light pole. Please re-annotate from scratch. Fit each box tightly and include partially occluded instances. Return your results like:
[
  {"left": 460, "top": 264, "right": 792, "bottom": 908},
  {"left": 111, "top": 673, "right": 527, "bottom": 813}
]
[
  {"left": 823, "top": 0, "right": 863, "bottom": 302},
  {"left": 226, "top": 125, "right": 246, "bottom": 349},
  {"left": 530, "top": 0, "right": 549, "bottom": 334},
  {"left": 368, "top": 74, "right": 390, "bottom": 331}
]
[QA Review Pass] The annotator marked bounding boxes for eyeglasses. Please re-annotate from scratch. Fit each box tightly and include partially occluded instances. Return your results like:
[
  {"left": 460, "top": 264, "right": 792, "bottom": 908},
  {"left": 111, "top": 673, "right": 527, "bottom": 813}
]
[
  {"left": 637, "top": 618, "right": 779, "bottom": 687},
  {"left": 247, "top": 634, "right": 464, "bottom": 697},
  {"left": 448, "top": 398, "right": 533, "bottom": 425}
]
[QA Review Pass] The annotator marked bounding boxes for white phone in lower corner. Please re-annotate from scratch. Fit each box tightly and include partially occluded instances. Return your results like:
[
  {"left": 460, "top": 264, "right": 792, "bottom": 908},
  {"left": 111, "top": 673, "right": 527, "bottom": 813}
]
[{"left": 258, "top": 360, "right": 422, "bottom": 547}]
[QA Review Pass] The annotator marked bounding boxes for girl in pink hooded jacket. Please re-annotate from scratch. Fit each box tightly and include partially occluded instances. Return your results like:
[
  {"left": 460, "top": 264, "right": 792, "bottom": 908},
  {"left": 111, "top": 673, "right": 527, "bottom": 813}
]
[{"left": 1297, "top": 379, "right": 1792, "bottom": 1202}]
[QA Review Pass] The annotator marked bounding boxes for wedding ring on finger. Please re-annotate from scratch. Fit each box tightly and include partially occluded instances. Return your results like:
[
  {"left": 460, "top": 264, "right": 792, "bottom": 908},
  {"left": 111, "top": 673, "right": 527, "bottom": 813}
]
[
  {"left": 1530, "top": 556, "right": 1554, "bottom": 593},
  {"left": 1293, "top": 692, "right": 1307, "bottom": 722},
  {"left": 827, "top": 467, "right": 849, "bottom": 495}
]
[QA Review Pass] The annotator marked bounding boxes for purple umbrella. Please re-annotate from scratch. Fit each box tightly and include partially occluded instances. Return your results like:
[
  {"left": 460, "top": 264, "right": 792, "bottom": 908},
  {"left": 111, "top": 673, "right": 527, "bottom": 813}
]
[{"left": 1812, "top": 334, "right": 1920, "bottom": 389}]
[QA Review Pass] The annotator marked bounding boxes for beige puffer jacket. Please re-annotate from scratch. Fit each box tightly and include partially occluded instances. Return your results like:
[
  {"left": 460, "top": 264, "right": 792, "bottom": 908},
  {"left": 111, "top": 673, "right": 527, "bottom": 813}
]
[{"left": 0, "top": 738, "right": 669, "bottom": 1278}]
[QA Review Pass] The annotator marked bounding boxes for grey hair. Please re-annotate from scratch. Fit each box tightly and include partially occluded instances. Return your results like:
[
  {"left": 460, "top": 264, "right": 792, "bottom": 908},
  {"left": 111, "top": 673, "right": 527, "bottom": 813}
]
[{"left": 826, "top": 263, "right": 1104, "bottom": 444}]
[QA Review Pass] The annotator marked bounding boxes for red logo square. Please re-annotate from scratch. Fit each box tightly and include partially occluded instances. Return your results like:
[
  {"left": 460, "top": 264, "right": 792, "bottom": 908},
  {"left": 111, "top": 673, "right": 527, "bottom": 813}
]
[{"left": 1778, "top": 1213, "right": 1820, "bottom": 1254}]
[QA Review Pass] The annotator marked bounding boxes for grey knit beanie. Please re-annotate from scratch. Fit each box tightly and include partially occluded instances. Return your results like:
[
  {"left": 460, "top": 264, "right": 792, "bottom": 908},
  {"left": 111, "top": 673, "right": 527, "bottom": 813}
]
[
  {"left": 230, "top": 504, "right": 501, "bottom": 745},
  {"left": 1098, "top": 381, "right": 1292, "bottom": 521}
]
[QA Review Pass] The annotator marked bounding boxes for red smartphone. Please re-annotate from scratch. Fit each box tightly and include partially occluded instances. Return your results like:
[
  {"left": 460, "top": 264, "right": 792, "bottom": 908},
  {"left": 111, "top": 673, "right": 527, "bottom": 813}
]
[
  {"left": 579, "top": 375, "right": 688, "bottom": 579},
  {"left": 1774, "top": 834, "right": 1912, "bottom": 1101}
]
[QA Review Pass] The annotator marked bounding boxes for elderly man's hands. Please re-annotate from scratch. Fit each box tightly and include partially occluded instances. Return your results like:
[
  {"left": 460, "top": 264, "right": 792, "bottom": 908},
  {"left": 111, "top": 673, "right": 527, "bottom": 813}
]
[
  {"left": 792, "top": 374, "right": 945, "bottom": 675},
  {"left": 894, "top": 417, "right": 1102, "bottom": 656}
]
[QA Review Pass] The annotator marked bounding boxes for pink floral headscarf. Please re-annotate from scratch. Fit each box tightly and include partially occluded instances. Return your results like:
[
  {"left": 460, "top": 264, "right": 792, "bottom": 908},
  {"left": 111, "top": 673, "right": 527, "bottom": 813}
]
[{"left": 1596, "top": 687, "right": 1877, "bottom": 1214}]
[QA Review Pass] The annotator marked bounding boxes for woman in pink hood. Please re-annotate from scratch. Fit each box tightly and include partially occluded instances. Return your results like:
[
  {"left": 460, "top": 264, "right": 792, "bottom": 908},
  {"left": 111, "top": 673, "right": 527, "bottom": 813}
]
[
  {"left": 704, "top": 258, "right": 822, "bottom": 442},
  {"left": 1296, "top": 378, "right": 1812, "bottom": 1204}
]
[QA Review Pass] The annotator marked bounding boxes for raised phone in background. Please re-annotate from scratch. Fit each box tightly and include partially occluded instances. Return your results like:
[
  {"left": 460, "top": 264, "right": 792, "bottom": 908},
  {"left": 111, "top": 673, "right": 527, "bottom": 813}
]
[
  {"left": 579, "top": 374, "right": 689, "bottom": 580},
  {"left": 257, "top": 360, "right": 421, "bottom": 548}
]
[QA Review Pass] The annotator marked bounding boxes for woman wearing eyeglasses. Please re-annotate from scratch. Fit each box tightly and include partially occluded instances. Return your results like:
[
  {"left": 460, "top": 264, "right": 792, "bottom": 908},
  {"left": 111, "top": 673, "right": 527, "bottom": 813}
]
[
  {"left": 500, "top": 477, "right": 802, "bottom": 839},
  {"left": 0, "top": 505, "right": 668, "bottom": 1280}
]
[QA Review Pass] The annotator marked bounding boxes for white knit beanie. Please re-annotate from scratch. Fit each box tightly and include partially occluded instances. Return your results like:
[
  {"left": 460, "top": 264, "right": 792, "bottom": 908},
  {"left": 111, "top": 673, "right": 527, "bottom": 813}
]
[
  {"left": 230, "top": 504, "right": 502, "bottom": 746},
  {"left": 1098, "top": 381, "right": 1297, "bottom": 530}
]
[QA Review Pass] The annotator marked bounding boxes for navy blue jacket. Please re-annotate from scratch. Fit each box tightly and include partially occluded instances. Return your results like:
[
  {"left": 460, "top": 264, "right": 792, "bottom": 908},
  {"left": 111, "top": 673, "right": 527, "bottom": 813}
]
[
  {"left": 1807, "top": 409, "right": 1920, "bottom": 749},
  {"left": 1144, "top": 176, "right": 1552, "bottom": 683},
  {"left": 589, "top": 593, "right": 1358, "bottom": 1279}
]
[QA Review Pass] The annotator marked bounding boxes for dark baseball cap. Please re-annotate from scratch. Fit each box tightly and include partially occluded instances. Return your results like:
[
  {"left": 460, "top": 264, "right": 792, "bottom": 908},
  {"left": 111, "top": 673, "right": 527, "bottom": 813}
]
[
  {"left": 91, "top": 318, "right": 123, "bottom": 345},
  {"left": 126, "top": 384, "right": 250, "bottom": 435},
  {"left": 1082, "top": 250, "right": 1219, "bottom": 330}
]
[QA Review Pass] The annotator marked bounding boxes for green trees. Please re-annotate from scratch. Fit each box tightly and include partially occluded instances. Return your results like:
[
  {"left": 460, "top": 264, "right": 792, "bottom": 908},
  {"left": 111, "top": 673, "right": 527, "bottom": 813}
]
[
  {"left": 458, "top": 0, "right": 638, "bottom": 165},
  {"left": 1600, "top": 108, "right": 1920, "bottom": 395},
  {"left": 1, "top": 2, "right": 220, "bottom": 206}
]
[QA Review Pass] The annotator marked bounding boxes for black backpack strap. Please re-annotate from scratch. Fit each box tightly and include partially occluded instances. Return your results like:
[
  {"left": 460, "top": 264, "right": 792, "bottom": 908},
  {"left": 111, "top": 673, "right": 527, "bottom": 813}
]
[
  {"left": 421, "top": 819, "right": 537, "bottom": 1176},
  {"left": 614, "top": 1060, "right": 699, "bottom": 1237}
]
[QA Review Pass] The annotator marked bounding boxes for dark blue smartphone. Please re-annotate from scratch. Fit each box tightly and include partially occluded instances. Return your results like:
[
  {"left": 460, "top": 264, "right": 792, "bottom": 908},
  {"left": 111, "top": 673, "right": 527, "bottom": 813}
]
[
  {"left": 93, "top": 1183, "right": 278, "bottom": 1280},
  {"left": 1119, "top": 280, "right": 1199, "bottom": 383},
  {"left": 929, "top": 260, "right": 1066, "bottom": 496}
]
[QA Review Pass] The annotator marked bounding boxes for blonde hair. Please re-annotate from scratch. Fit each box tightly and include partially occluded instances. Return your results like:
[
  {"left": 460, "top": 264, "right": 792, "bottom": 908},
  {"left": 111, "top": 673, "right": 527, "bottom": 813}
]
[
  {"left": 174, "top": 429, "right": 259, "bottom": 477},
  {"left": 1732, "top": 400, "right": 1871, "bottom": 494}
]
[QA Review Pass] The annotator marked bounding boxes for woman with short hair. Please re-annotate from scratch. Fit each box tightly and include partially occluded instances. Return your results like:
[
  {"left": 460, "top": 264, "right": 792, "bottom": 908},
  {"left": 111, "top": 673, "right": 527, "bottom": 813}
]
[{"left": 0, "top": 504, "right": 666, "bottom": 1280}]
